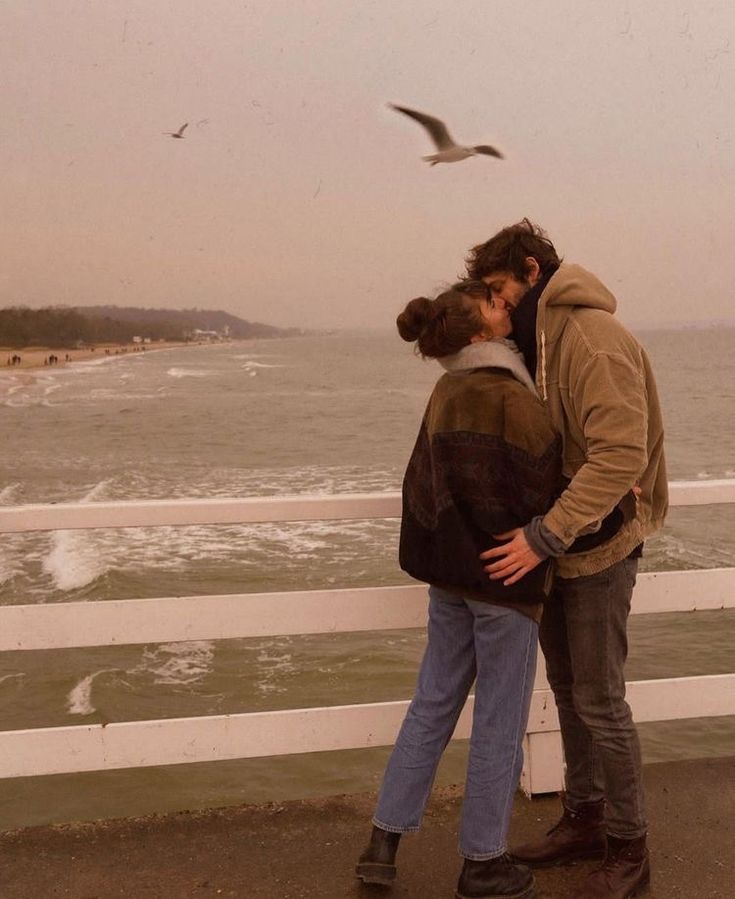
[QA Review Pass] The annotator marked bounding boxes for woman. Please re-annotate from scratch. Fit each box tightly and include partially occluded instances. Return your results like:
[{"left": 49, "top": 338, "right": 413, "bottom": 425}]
[{"left": 355, "top": 281, "right": 562, "bottom": 899}]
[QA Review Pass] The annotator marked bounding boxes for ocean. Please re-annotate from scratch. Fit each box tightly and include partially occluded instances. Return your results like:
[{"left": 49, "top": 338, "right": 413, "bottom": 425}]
[{"left": 0, "top": 329, "right": 734, "bottom": 828}]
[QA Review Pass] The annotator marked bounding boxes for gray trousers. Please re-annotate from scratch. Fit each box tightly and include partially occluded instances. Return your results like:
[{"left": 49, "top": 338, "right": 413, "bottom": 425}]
[{"left": 540, "top": 555, "right": 646, "bottom": 838}]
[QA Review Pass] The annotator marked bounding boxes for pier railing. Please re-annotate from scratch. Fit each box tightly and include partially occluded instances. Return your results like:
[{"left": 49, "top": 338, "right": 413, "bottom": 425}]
[{"left": 0, "top": 479, "right": 733, "bottom": 795}]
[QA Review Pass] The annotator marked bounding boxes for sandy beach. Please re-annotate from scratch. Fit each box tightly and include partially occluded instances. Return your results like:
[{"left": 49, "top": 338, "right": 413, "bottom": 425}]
[{"left": 1, "top": 341, "right": 189, "bottom": 373}]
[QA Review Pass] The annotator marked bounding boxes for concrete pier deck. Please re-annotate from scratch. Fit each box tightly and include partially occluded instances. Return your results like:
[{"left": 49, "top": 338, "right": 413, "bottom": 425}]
[{"left": 1, "top": 756, "right": 732, "bottom": 898}]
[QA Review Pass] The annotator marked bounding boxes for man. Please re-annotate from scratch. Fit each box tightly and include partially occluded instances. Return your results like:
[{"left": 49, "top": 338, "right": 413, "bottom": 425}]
[{"left": 466, "top": 220, "right": 668, "bottom": 899}]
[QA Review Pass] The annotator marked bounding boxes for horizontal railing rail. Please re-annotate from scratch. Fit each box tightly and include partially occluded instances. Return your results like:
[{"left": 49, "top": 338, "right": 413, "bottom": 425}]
[
  {"left": 1, "top": 478, "right": 734, "bottom": 533},
  {"left": 0, "top": 674, "right": 731, "bottom": 781},
  {"left": 1, "top": 569, "right": 733, "bottom": 652},
  {"left": 0, "top": 480, "right": 733, "bottom": 793}
]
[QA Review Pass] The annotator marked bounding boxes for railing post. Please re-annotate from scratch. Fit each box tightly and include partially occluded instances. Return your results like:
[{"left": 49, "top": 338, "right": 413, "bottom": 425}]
[
  {"left": 520, "top": 731, "right": 564, "bottom": 796},
  {"left": 521, "top": 651, "right": 564, "bottom": 796}
]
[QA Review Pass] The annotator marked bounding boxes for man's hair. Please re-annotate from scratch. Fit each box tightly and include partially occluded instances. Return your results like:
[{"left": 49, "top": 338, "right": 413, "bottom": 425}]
[{"left": 465, "top": 218, "right": 561, "bottom": 281}]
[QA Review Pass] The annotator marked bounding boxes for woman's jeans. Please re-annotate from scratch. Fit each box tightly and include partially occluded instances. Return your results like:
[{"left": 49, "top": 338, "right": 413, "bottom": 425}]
[
  {"left": 373, "top": 585, "right": 538, "bottom": 860},
  {"left": 541, "top": 556, "right": 647, "bottom": 839}
]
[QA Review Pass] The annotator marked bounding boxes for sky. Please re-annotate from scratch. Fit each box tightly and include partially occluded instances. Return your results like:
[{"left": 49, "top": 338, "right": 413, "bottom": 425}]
[{"left": 2, "top": 1, "right": 734, "bottom": 330}]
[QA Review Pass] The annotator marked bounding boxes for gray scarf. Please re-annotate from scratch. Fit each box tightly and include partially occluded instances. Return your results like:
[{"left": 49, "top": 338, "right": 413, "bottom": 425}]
[{"left": 437, "top": 339, "right": 537, "bottom": 395}]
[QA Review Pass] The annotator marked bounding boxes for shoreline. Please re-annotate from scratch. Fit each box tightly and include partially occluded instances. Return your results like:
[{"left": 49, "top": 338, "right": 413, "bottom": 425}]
[{"left": 0, "top": 341, "right": 190, "bottom": 374}]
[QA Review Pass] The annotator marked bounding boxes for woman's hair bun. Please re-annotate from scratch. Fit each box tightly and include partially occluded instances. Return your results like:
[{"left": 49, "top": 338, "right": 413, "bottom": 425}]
[{"left": 396, "top": 296, "right": 433, "bottom": 343}]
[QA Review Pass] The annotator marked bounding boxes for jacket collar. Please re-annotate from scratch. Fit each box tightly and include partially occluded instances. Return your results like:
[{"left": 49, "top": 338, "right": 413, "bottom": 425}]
[{"left": 437, "top": 339, "right": 537, "bottom": 395}]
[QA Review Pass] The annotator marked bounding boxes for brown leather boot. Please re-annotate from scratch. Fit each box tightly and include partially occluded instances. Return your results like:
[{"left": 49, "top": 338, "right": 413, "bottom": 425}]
[
  {"left": 571, "top": 834, "right": 649, "bottom": 898},
  {"left": 511, "top": 796, "right": 606, "bottom": 867},
  {"left": 355, "top": 825, "right": 401, "bottom": 885}
]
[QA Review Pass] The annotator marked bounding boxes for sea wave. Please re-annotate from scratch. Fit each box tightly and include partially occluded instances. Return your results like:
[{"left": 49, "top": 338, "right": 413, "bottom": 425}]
[
  {"left": 42, "top": 531, "right": 109, "bottom": 592},
  {"left": 0, "top": 484, "right": 22, "bottom": 504},
  {"left": 136, "top": 642, "right": 215, "bottom": 685},
  {"left": 167, "top": 367, "right": 214, "bottom": 379},
  {"left": 240, "top": 361, "right": 285, "bottom": 370},
  {"left": 0, "top": 486, "right": 25, "bottom": 588},
  {"left": 41, "top": 482, "right": 113, "bottom": 592},
  {"left": 66, "top": 668, "right": 120, "bottom": 716},
  {"left": 0, "top": 543, "right": 24, "bottom": 589}
]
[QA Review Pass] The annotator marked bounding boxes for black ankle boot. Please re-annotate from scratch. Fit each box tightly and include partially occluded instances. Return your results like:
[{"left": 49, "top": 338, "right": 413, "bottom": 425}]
[
  {"left": 456, "top": 854, "right": 536, "bottom": 898},
  {"left": 355, "top": 825, "right": 402, "bottom": 886}
]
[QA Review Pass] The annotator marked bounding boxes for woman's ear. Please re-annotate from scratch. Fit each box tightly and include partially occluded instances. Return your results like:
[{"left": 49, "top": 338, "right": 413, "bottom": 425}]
[{"left": 469, "top": 332, "right": 489, "bottom": 344}]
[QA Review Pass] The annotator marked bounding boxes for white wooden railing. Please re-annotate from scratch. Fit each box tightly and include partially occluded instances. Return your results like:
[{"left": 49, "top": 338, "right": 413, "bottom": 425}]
[{"left": 0, "top": 479, "right": 733, "bottom": 795}]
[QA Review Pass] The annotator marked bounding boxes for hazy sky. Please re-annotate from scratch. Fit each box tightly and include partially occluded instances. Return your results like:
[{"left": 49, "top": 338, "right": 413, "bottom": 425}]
[{"left": 2, "top": 1, "right": 734, "bottom": 329}]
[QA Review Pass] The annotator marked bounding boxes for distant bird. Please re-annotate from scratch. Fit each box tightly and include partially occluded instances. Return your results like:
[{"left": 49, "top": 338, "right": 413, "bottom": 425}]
[
  {"left": 388, "top": 103, "right": 503, "bottom": 165},
  {"left": 163, "top": 122, "right": 189, "bottom": 139}
]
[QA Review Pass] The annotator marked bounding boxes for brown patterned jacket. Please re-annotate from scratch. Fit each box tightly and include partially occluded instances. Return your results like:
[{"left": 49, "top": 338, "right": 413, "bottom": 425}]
[{"left": 399, "top": 341, "right": 562, "bottom": 617}]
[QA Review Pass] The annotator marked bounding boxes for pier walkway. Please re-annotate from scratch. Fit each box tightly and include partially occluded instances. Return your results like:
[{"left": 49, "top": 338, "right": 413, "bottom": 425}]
[{"left": 1, "top": 756, "right": 732, "bottom": 898}]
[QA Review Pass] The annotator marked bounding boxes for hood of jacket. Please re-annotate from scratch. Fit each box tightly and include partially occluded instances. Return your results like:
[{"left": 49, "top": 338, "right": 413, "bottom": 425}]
[
  {"left": 540, "top": 263, "right": 616, "bottom": 315},
  {"left": 536, "top": 263, "right": 618, "bottom": 401}
]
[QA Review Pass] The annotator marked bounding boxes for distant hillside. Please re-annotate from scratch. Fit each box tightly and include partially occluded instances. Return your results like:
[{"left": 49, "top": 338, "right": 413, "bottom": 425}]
[
  {"left": 79, "top": 306, "right": 304, "bottom": 340},
  {"left": 0, "top": 305, "right": 303, "bottom": 348}
]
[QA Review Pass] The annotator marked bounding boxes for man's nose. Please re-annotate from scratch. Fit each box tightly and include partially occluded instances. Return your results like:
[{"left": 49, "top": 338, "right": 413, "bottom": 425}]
[{"left": 494, "top": 297, "right": 508, "bottom": 310}]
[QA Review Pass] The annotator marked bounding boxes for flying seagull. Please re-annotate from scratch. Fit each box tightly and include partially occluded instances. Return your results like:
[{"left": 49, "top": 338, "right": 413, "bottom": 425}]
[
  {"left": 388, "top": 103, "right": 503, "bottom": 165},
  {"left": 163, "top": 123, "right": 189, "bottom": 139}
]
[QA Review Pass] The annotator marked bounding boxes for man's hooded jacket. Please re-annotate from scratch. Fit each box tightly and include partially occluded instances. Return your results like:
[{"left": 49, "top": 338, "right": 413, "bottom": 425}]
[{"left": 528, "top": 264, "right": 669, "bottom": 577}]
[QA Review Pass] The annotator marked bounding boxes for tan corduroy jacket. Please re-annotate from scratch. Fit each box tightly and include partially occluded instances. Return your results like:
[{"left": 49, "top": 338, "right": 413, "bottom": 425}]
[{"left": 534, "top": 264, "right": 669, "bottom": 577}]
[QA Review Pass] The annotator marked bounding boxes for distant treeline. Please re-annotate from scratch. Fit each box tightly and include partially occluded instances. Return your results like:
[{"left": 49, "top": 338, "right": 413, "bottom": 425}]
[{"left": 0, "top": 305, "right": 303, "bottom": 348}]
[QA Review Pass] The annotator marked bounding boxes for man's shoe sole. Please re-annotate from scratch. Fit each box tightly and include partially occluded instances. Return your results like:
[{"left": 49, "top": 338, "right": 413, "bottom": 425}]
[{"left": 355, "top": 861, "right": 396, "bottom": 885}]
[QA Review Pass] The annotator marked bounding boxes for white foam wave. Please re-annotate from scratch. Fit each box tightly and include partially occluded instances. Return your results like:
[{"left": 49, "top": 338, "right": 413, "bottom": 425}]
[
  {"left": 253, "top": 640, "right": 296, "bottom": 694},
  {"left": 0, "top": 548, "right": 24, "bottom": 588},
  {"left": 4, "top": 394, "right": 41, "bottom": 407},
  {"left": 167, "top": 367, "right": 214, "bottom": 378},
  {"left": 0, "top": 489, "right": 26, "bottom": 585},
  {"left": 87, "top": 388, "right": 163, "bottom": 401},
  {"left": 240, "top": 361, "right": 285, "bottom": 370},
  {"left": 0, "top": 483, "right": 22, "bottom": 504},
  {"left": 67, "top": 668, "right": 119, "bottom": 715},
  {"left": 72, "top": 355, "right": 122, "bottom": 369},
  {"left": 42, "top": 481, "right": 112, "bottom": 591},
  {"left": 82, "top": 481, "right": 112, "bottom": 503},
  {"left": 43, "top": 531, "right": 108, "bottom": 591},
  {"left": 137, "top": 641, "right": 215, "bottom": 685},
  {"left": 256, "top": 651, "right": 294, "bottom": 671}
]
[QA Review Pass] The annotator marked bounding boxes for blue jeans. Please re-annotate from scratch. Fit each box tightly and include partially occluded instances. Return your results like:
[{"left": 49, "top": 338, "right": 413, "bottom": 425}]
[
  {"left": 373, "top": 585, "right": 538, "bottom": 860},
  {"left": 541, "top": 556, "right": 646, "bottom": 838}
]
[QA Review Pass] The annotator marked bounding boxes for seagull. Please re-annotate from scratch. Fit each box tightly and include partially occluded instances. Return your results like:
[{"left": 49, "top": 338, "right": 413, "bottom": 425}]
[
  {"left": 388, "top": 103, "right": 503, "bottom": 165},
  {"left": 163, "top": 123, "right": 189, "bottom": 139}
]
